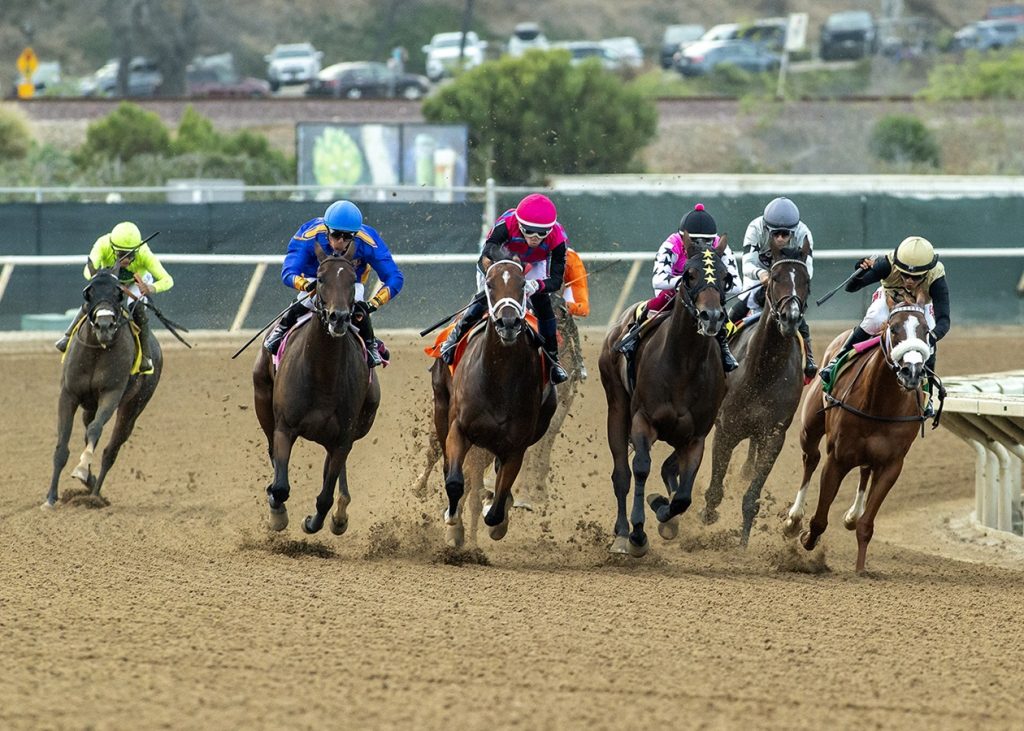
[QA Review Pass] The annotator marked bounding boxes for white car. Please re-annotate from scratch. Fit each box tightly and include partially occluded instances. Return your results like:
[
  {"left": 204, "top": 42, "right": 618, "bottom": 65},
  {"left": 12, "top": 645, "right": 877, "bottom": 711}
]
[
  {"left": 508, "top": 22, "right": 549, "bottom": 56},
  {"left": 601, "top": 37, "right": 644, "bottom": 69},
  {"left": 422, "top": 31, "right": 485, "bottom": 81},
  {"left": 264, "top": 43, "right": 323, "bottom": 91}
]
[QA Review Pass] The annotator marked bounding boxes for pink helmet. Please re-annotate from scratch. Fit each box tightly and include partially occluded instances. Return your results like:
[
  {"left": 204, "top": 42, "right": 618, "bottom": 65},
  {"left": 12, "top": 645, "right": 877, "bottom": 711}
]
[{"left": 515, "top": 194, "right": 558, "bottom": 231}]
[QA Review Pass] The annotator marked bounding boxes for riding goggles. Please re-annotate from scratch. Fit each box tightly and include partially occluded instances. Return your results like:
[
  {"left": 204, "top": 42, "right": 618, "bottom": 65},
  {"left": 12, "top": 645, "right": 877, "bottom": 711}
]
[
  {"left": 520, "top": 224, "right": 552, "bottom": 238},
  {"left": 769, "top": 228, "right": 794, "bottom": 238},
  {"left": 329, "top": 229, "right": 357, "bottom": 241}
]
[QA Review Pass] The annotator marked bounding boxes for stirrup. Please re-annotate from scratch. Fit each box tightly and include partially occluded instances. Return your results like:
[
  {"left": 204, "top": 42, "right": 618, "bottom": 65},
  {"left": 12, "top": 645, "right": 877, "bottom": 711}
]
[
  {"left": 549, "top": 362, "right": 569, "bottom": 384},
  {"left": 139, "top": 357, "right": 154, "bottom": 375},
  {"left": 803, "top": 358, "right": 818, "bottom": 379}
]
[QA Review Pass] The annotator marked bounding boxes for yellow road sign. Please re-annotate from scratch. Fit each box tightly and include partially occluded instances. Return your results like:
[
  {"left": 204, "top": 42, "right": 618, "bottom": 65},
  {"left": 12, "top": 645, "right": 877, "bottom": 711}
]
[
  {"left": 17, "top": 82, "right": 35, "bottom": 99},
  {"left": 17, "top": 47, "right": 38, "bottom": 76}
]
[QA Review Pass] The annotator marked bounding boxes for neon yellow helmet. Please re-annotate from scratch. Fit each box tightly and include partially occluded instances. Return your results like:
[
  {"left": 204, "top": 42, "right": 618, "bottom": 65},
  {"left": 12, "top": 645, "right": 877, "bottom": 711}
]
[
  {"left": 893, "top": 236, "right": 937, "bottom": 276},
  {"left": 109, "top": 222, "right": 143, "bottom": 250}
]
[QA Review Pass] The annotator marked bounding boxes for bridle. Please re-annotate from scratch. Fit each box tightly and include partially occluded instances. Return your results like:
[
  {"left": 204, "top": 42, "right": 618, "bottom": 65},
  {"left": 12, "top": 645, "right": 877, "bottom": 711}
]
[
  {"left": 81, "top": 272, "right": 128, "bottom": 347},
  {"left": 313, "top": 255, "right": 357, "bottom": 328},
  {"left": 484, "top": 260, "right": 528, "bottom": 321},
  {"left": 765, "top": 256, "right": 808, "bottom": 324},
  {"left": 674, "top": 246, "right": 726, "bottom": 318}
]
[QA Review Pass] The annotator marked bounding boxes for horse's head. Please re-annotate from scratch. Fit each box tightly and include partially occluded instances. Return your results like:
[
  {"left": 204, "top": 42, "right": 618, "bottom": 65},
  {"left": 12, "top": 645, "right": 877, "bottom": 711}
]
[
  {"left": 679, "top": 232, "right": 730, "bottom": 336},
  {"left": 82, "top": 268, "right": 127, "bottom": 347},
  {"left": 765, "top": 236, "right": 811, "bottom": 337},
  {"left": 314, "top": 241, "right": 358, "bottom": 338},
  {"left": 884, "top": 301, "right": 932, "bottom": 391},
  {"left": 483, "top": 251, "right": 527, "bottom": 345}
]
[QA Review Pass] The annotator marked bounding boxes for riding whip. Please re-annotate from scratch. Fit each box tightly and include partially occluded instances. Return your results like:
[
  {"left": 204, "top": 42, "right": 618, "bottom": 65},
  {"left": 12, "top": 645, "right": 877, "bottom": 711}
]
[
  {"left": 815, "top": 268, "right": 863, "bottom": 307},
  {"left": 143, "top": 300, "right": 193, "bottom": 348},
  {"left": 231, "top": 292, "right": 315, "bottom": 359}
]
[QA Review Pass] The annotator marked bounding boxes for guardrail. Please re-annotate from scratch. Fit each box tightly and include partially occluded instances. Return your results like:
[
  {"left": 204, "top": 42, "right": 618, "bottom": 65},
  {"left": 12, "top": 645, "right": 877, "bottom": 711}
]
[
  {"left": 3, "top": 248, "right": 1023, "bottom": 331},
  {"left": 941, "top": 372, "right": 1024, "bottom": 536}
]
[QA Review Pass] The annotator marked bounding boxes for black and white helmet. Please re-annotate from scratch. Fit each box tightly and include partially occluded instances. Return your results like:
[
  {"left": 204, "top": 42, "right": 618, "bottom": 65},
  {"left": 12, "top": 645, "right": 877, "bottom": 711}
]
[{"left": 763, "top": 197, "right": 800, "bottom": 230}]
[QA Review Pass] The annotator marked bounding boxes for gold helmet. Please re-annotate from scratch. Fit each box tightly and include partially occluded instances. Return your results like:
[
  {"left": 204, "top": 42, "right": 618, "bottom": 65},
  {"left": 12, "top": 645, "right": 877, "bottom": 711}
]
[
  {"left": 109, "top": 221, "right": 143, "bottom": 250},
  {"left": 893, "top": 236, "right": 937, "bottom": 276}
]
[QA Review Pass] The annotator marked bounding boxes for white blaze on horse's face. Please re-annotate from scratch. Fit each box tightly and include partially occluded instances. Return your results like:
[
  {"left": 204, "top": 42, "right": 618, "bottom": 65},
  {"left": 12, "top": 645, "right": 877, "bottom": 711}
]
[{"left": 887, "top": 305, "right": 931, "bottom": 390}]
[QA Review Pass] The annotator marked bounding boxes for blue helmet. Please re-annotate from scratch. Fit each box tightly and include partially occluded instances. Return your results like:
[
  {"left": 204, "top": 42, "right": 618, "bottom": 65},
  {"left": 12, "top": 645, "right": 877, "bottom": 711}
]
[{"left": 324, "top": 200, "right": 363, "bottom": 233}]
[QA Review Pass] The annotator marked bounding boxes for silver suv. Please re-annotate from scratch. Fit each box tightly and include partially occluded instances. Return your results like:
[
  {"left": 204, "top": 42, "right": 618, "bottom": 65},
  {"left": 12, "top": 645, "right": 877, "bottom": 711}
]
[{"left": 264, "top": 43, "right": 323, "bottom": 91}]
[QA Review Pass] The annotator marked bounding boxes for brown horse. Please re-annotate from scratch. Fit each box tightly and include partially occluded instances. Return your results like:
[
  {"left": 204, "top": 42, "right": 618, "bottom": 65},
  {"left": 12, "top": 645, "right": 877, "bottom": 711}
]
[
  {"left": 701, "top": 238, "right": 811, "bottom": 542},
  {"left": 253, "top": 244, "right": 380, "bottom": 534},
  {"left": 46, "top": 268, "right": 162, "bottom": 507},
  {"left": 599, "top": 234, "right": 731, "bottom": 556},
  {"left": 783, "top": 297, "right": 933, "bottom": 572},
  {"left": 430, "top": 254, "right": 557, "bottom": 548}
]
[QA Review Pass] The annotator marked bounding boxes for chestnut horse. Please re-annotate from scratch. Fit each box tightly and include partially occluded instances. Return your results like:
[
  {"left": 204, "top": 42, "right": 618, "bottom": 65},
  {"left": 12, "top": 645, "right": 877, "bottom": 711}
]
[
  {"left": 253, "top": 244, "right": 380, "bottom": 534},
  {"left": 599, "top": 234, "right": 731, "bottom": 556},
  {"left": 701, "top": 238, "right": 811, "bottom": 542},
  {"left": 430, "top": 254, "right": 557, "bottom": 548},
  {"left": 783, "top": 298, "right": 933, "bottom": 572},
  {"left": 46, "top": 268, "right": 162, "bottom": 507}
]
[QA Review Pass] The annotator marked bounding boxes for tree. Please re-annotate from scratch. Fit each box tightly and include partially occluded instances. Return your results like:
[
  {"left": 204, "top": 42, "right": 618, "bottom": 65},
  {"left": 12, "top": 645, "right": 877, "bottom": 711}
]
[
  {"left": 73, "top": 102, "right": 171, "bottom": 165},
  {"left": 422, "top": 51, "right": 657, "bottom": 184},
  {"left": 131, "top": 0, "right": 201, "bottom": 96}
]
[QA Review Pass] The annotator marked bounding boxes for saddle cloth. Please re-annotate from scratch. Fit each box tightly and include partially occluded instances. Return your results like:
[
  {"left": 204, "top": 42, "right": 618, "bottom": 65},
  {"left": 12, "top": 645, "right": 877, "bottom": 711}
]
[
  {"left": 822, "top": 335, "right": 882, "bottom": 393},
  {"left": 424, "top": 313, "right": 550, "bottom": 383}
]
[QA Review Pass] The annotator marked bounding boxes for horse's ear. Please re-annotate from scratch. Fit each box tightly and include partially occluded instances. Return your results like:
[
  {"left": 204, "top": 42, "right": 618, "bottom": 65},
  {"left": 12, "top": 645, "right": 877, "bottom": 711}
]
[
  {"left": 800, "top": 236, "right": 811, "bottom": 261},
  {"left": 715, "top": 233, "right": 728, "bottom": 256},
  {"left": 314, "top": 241, "right": 327, "bottom": 263}
]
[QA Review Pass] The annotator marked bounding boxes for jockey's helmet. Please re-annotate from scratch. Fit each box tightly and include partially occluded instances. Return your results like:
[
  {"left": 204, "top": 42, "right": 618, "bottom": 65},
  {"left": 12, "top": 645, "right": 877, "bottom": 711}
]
[
  {"left": 679, "top": 203, "right": 717, "bottom": 238},
  {"left": 324, "top": 200, "right": 363, "bottom": 233},
  {"left": 893, "top": 236, "right": 937, "bottom": 275},
  {"left": 515, "top": 194, "right": 558, "bottom": 232},
  {"left": 763, "top": 197, "right": 800, "bottom": 230},
  {"left": 109, "top": 221, "right": 143, "bottom": 250}
]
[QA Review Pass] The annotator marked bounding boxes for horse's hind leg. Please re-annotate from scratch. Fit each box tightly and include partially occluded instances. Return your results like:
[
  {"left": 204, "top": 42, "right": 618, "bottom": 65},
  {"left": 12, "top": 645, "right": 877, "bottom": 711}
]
[
  {"left": 854, "top": 461, "right": 904, "bottom": 573},
  {"left": 304, "top": 444, "right": 350, "bottom": 535},
  {"left": 844, "top": 467, "right": 871, "bottom": 530},
  {"left": 702, "top": 427, "right": 743, "bottom": 526},
  {"left": 412, "top": 431, "right": 442, "bottom": 500},
  {"left": 649, "top": 438, "right": 705, "bottom": 540},
  {"left": 483, "top": 451, "right": 523, "bottom": 541},
  {"left": 739, "top": 428, "right": 786, "bottom": 545},
  {"left": 266, "top": 428, "right": 297, "bottom": 531},
  {"left": 92, "top": 391, "right": 153, "bottom": 497},
  {"left": 46, "top": 392, "right": 78, "bottom": 508}
]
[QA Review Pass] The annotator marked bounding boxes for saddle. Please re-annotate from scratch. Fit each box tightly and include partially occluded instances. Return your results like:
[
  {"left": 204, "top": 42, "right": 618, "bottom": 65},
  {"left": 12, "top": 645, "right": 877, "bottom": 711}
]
[
  {"left": 821, "top": 335, "right": 881, "bottom": 394},
  {"left": 63, "top": 308, "right": 145, "bottom": 376}
]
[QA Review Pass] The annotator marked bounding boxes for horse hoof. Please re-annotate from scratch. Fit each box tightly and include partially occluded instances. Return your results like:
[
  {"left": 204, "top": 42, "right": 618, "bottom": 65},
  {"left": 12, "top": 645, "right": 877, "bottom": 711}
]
[
  {"left": 301, "top": 515, "right": 322, "bottom": 535},
  {"left": 799, "top": 530, "right": 818, "bottom": 551},
  {"left": 701, "top": 508, "right": 719, "bottom": 526},
  {"left": 512, "top": 497, "right": 534, "bottom": 511},
  {"left": 329, "top": 514, "right": 348, "bottom": 536},
  {"left": 71, "top": 466, "right": 90, "bottom": 485},
  {"left": 487, "top": 520, "right": 509, "bottom": 541},
  {"left": 609, "top": 535, "right": 630, "bottom": 554},
  {"left": 445, "top": 522, "right": 465, "bottom": 548},
  {"left": 627, "top": 536, "right": 649, "bottom": 558},
  {"left": 657, "top": 516, "right": 679, "bottom": 540},
  {"left": 782, "top": 516, "right": 802, "bottom": 538},
  {"left": 40, "top": 500, "right": 56, "bottom": 511},
  {"left": 843, "top": 516, "right": 858, "bottom": 531},
  {"left": 268, "top": 504, "right": 288, "bottom": 532}
]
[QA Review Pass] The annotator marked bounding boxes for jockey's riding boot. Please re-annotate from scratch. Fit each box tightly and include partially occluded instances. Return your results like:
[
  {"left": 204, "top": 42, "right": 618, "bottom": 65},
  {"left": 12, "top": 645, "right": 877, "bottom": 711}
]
[
  {"left": 819, "top": 326, "right": 872, "bottom": 387},
  {"left": 798, "top": 318, "right": 818, "bottom": 378},
  {"left": 263, "top": 300, "right": 307, "bottom": 355},
  {"left": 440, "top": 313, "right": 474, "bottom": 365},
  {"left": 134, "top": 305, "right": 154, "bottom": 375},
  {"left": 55, "top": 306, "right": 85, "bottom": 352},
  {"left": 614, "top": 306, "right": 649, "bottom": 357},
  {"left": 545, "top": 345, "right": 569, "bottom": 385},
  {"left": 728, "top": 299, "right": 749, "bottom": 326},
  {"left": 715, "top": 328, "right": 739, "bottom": 373},
  {"left": 356, "top": 314, "right": 383, "bottom": 368}
]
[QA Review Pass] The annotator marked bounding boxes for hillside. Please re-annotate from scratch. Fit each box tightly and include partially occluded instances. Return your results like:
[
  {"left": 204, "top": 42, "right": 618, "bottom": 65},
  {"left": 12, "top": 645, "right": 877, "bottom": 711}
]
[{"left": 0, "top": 0, "right": 1000, "bottom": 81}]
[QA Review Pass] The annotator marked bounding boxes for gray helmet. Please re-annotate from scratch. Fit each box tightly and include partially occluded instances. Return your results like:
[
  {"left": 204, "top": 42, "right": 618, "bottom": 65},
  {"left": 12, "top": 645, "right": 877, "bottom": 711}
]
[{"left": 763, "top": 197, "right": 800, "bottom": 230}]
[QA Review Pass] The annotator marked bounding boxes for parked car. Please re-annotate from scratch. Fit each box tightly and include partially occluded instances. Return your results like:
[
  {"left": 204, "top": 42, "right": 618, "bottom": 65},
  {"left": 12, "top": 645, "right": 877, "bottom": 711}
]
[
  {"left": 953, "top": 19, "right": 1024, "bottom": 51},
  {"left": 79, "top": 57, "right": 162, "bottom": 97},
  {"left": 660, "top": 24, "right": 706, "bottom": 68},
  {"left": 985, "top": 3, "right": 1024, "bottom": 21},
  {"left": 422, "top": 31, "right": 486, "bottom": 81},
  {"left": 12, "top": 61, "right": 61, "bottom": 96},
  {"left": 508, "top": 22, "right": 549, "bottom": 56},
  {"left": 737, "top": 17, "right": 788, "bottom": 53},
  {"left": 675, "top": 39, "right": 780, "bottom": 76},
  {"left": 306, "top": 62, "right": 430, "bottom": 100},
  {"left": 187, "top": 66, "right": 271, "bottom": 98},
  {"left": 264, "top": 43, "right": 322, "bottom": 91},
  {"left": 820, "top": 11, "right": 877, "bottom": 60},
  {"left": 554, "top": 41, "right": 623, "bottom": 71},
  {"left": 701, "top": 23, "right": 740, "bottom": 42},
  {"left": 601, "top": 37, "right": 644, "bottom": 69}
]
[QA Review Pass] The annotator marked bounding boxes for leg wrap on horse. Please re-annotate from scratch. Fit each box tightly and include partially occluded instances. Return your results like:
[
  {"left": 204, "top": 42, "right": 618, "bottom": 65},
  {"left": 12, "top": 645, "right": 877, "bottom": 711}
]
[{"left": 798, "top": 317, "right": 818, "bottom": 378}]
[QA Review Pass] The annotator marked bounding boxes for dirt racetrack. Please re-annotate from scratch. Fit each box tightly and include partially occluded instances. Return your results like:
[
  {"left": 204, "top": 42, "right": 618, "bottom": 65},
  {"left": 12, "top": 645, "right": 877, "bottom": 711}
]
[{"left": 2, "top": 326, "right": 1023, "bottom": 729}]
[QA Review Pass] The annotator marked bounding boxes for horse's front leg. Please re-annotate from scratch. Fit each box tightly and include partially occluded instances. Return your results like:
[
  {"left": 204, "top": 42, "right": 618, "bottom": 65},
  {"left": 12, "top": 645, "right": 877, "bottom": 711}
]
[
  {"left": 854, "top": 460, "right": 904, "bottom": 574},
  {"left": 330, "top": 459, "right": 352, "bottom": 536},
  {"left": 266, "top": 427, "right": 297, "bottom": 531},
  {"left": 702, "top": 426, "right": 743, "bottom": 526},
  {"left": 92, "top": 396, "right": 148, "bottom": 498},
  {"left": 800, "top": 457, "right": 852, "bottom": 552},
  {"left": 606, "top": 398, "right": 634, "bottom": 555},
  {"left": 483, "top": 451, "right": 523, "bottom": 541},
  {"left": 649, "top": 438, "right": 705, "bottom": 540},
  {"left": 72, "top": 391, "right": 121, "bottom": 489},
  {"left": 626, "top": 419, "right": 659, "bottom": 556},
  {"left": 739, "top": 427, "right": 787, "bottom": 545},
  {"left": 443, "top": 422, "right": 471, "bottom": 548},
  {"left": 46, "top": 392, "right": 78, "bottom": 508},
  {"left": 303, "top": 444, "right": 351, "bottom": 534},
  {"left": 784, "top": 397, "right": 827, "bottom": 538}
]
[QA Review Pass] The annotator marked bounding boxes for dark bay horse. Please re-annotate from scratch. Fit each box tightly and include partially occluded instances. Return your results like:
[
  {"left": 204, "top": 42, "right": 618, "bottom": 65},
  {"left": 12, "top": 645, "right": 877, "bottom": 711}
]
[
  {"left": 702, "top": 238, "right": 811, "bottom": 542},
  {"left": 430, "top": 255, "right": 557, "bottom": 548},
  {"left": 598, "top": 234, "right": 731, "bottom": 556},
  {"left": 46, "top": 268, "right": 162, "bottom": 507},
  {"left": 253, "top": 244, "right": 380, "bottom": 534},
  {"left": 783, "top": 297, "right": 933, "bottom": 572}
]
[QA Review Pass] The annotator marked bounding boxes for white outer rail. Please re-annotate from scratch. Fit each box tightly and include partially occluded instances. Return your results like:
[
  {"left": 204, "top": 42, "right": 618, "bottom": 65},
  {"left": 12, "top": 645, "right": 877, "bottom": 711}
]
[{"left": 2, "top": 248, "right": 1024, "bottom": 332}]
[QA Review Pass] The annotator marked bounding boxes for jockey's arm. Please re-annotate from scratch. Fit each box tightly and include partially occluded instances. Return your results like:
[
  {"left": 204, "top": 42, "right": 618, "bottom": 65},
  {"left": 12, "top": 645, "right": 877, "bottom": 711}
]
[
  {"left": 366, "top": 242, "right": 404, "bottom": 310},
  {"left": 135, "top": 247, "right": 174, "bottom": 293},
  {"left": 281, "top": 234, "right": 316, "bottom": 290},
  {"left": 651, "top": 237, "right": 680, "bottom": 291},
  {"left": 846, "top": 256, "right": 889, "bottom": 293},
  {"left": 929, "top": 277, "right": 951, "bottom": 340},
  {"left": 480, "top": 220, "right": 512, "bottom": 269},
  {"left": 741, "top": 219, "right": 767, "bottom": 287},
  {"left": 83, "top": 236, "right": 109, "bottom": 279},
  {"left": 536, "top": 244, "right": 566, "bottom": 293}
]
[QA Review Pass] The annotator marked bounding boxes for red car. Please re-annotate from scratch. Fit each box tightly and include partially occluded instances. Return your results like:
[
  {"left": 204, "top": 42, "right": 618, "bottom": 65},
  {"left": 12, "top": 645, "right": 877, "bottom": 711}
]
[{"left": 186, "top": 66, "right": 271, "bottom": 98}]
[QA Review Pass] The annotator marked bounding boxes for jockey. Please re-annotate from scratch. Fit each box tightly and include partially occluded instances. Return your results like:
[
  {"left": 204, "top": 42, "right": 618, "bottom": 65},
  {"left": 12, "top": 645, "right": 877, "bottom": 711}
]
[
  {"left": 818, "top": 235, "right": 950, "bottom": 409},
  {"left": 614, "top": 203, "right": 741, "bottom": 371},
  {"left": 55, "top": 221, "right": 173, "bottom": 375},
  {"left": 729, "top": 197, "right": 818, "bottom": 378},
  {"left": 439, "top": 193, "right": 570, "bottom": 384},
  {"left": 263, "top": 200, "right": 404, "bottom": 368}
]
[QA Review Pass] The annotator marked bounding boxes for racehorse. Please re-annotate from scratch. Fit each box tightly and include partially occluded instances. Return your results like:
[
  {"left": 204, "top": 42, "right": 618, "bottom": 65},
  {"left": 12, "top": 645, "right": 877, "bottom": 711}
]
[
  {"left": 598, "top": 234, "right": 731, "bottom": 556},
  {"left": 253, "top": 243, "right": 380, "bottom": 534},
  {"left": 701, "top": 238, "right": 811, "bottom": 542},
  {"left": 429, "top": 252, "right": 557, "bottom": 548},
  {"left": 783, "top": 296, "right": 934, "bottom": 572},
  {"left": 46, "top": 268, "right": 162, "bottom": 507}
]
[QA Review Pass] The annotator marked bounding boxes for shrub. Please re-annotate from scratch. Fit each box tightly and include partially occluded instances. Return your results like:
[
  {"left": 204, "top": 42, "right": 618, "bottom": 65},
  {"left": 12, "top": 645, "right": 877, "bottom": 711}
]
[
  {"left": 422, "top": 50, "right": 657, "bottom": 184},
  {"left": 869, "top": 114, "right": 940, "bottom": 167},
  {"left": 74, "top": 102, "right": 171, "bottom": 165},
  {"left": 919, "top": 49, "right": 1024, "bottom": 100},
  {"left": 0, "top": 103, "right": 32, "bottom": 159}
]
